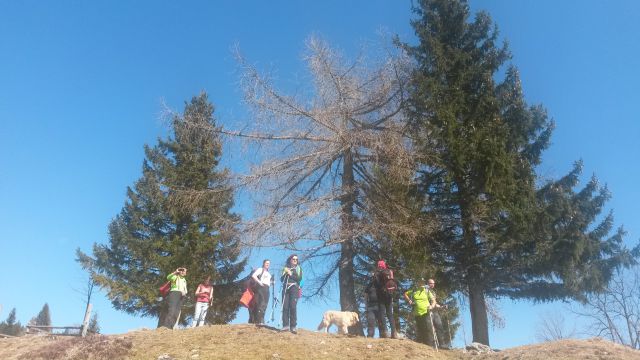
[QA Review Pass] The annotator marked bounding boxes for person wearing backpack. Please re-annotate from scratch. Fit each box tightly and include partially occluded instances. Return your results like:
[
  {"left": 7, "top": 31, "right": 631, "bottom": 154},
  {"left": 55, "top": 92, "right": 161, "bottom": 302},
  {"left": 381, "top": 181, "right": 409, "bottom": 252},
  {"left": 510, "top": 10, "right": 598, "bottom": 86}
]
[
  {"left": 281, "top": 254, "right": 302, "bottom": 333},
  {"left": 403, "top": 278, "right": 435, "bottom": 345},
  {"left": 250, "top": 259, "right": 272, "bottom": 325},
  {"left": 161, "top": 267, "right": 188, "bottom": 329},
  {"left": 373, "top": 260, "right": 398, "bottom": 338}
]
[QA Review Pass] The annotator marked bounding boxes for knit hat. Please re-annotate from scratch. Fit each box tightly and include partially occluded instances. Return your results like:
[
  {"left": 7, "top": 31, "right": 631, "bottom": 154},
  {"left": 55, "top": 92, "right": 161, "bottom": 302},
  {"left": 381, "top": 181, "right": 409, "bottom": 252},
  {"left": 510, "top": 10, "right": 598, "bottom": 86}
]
[{"left": 377, "top": 260, "right": 387, "bottom": 269}]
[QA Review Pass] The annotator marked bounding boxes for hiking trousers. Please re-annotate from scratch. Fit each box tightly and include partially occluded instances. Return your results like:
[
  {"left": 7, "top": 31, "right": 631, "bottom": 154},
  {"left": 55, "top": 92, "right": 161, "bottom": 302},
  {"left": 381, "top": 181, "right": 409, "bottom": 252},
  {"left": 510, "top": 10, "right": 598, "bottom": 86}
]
[
  {"left": 366, "top": 304, "right": 385, "bottom": 338},
  {"left": 428, "top": 311, "right": 449, "bottom": 348},
  {"left": 415, "top": 313, "right": 429, "bottom": 345},
  {"left": 191, "top": 302, "right": 209, "bottom": 327},
  {"left": 162, "top": 291, "right": 184, "bottom": 329},
  {"left": 282, "top": 285, "right": 299, "bottom": 329},
  {"left": 380, "top": 299, "right": 397, "bottom": 337},
  {"left": 252, "top": 285, "right": 269, "bottom": 324}
]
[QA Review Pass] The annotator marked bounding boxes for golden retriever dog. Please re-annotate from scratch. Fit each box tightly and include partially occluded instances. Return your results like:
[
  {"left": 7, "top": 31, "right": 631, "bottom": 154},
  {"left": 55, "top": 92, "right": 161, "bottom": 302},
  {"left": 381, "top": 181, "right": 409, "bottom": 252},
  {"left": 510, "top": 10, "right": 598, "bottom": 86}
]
[{"left": 317, "top": 310, "right": 360, "bottom": 334}]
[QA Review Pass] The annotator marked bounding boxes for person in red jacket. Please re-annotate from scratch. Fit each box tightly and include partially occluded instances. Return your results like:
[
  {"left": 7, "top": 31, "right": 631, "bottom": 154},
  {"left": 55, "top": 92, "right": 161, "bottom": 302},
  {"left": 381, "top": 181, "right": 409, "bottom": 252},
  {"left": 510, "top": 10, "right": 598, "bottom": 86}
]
[{"left": 191, "top": 276, "right": 213, "bottom": 327}]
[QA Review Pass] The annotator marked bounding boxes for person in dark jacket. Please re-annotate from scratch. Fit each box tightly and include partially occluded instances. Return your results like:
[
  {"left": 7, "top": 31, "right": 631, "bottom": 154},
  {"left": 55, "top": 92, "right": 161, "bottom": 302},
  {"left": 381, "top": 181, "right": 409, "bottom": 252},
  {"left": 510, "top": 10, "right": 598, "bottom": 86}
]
[
  {"left": 364, "top": 275, "right": 385, "bottom": 337},
  {"left": 281, "top": 254, "right": 302, "bottom": 333},
  {"left": 374, "top": 260, "right": 397, "bottom": 338}
]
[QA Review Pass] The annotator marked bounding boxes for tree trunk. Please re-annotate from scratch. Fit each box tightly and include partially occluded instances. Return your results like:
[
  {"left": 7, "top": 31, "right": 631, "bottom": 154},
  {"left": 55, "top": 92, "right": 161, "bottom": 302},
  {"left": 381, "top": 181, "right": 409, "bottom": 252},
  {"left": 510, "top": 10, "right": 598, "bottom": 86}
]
[
  {"left": 156, "top": 302, "right": 167, "bottom": 329},
  {"left": 339, "top": 149, "right": 364, "bottom": 336},
  {"left": 459, "top": 193, "right": 490, "bottom": 346},
  {"left": 468, "top": 281, "right": 489, "bottom": 346}
]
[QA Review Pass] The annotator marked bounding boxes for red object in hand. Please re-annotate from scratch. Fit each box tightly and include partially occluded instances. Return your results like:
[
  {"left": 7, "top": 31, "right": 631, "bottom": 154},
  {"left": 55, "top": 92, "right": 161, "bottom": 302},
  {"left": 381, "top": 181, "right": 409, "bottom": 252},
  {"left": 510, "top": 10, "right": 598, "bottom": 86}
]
[{"left": 240, "top": 288, "right": 254, "bottom": 308}]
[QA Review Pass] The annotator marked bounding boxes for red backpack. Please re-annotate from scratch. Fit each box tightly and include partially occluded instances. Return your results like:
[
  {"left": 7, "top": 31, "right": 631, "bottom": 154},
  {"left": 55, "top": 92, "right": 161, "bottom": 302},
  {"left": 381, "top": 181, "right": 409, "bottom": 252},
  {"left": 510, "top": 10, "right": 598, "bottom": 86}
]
[
  {"left": 379, "top": 269, "right": 397, "bottom": 295},
  {"left": 159, "top": 281, "right": 171, "bottom": 297}
]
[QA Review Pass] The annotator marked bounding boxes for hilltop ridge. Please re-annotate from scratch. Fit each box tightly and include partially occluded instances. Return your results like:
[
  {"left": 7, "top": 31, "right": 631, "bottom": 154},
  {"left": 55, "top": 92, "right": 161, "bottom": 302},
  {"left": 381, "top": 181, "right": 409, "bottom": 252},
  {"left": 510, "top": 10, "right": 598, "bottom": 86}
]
[{"left": 0, "top": 324, "right": 638, "bottom": 359}]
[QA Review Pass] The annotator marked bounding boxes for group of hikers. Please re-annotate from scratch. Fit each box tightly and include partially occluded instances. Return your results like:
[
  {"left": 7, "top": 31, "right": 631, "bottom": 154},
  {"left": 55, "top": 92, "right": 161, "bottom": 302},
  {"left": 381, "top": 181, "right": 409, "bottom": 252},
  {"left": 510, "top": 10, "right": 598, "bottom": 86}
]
[
  {"left": 365, "top": 260, "right": 449, "bottom": 348},
  {"left": 158, "top": 256, "right": 450, "bottom": 349},
  {"left": 246, "top": 255, "right": 302, "bottom": 333}
]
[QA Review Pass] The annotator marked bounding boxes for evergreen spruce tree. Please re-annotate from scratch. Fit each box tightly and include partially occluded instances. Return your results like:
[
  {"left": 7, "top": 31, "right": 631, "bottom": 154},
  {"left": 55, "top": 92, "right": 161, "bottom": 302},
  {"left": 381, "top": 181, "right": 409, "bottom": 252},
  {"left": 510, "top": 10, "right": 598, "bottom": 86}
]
[
  {"left": 403, "top": 0, "right": 639, "bottom": 345},
  {"left": 35, "top": 303, "right": 51, "bottom": 327},
  {"left": 88, "top": 312, "right": 100, "bottom": 334},
  {"left": 0, "top": 308, "right": 24, "bottom": 336},
  {"left": 360, "top": 165, "right": 461, "bottom": 344},
  {"left": 78, "top": 92, "right": 246, "bottom": 326}
]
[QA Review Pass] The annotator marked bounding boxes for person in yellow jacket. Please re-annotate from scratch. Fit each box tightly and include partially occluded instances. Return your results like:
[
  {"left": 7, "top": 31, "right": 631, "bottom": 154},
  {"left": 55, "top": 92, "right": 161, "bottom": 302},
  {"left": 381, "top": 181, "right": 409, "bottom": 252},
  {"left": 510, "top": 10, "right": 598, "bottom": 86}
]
[
  {"left": 403, "top": 278, "right": 435, "bottom": 345},
  {"left": 161, "top": 267, "right": 188, "bottom": 329}
]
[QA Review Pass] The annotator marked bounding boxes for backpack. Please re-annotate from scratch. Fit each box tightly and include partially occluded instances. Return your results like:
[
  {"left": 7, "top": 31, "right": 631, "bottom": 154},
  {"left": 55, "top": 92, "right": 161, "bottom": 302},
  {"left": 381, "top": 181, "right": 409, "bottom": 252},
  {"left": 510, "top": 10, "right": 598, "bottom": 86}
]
[
  {"left": 379, "top": 269, "right": 397, "bottom": 295},
  {"left": 243, "top": 268, "right": 265, "bottom": 290},
  {"left": 241, "top": 268, "right": 256, "bottom": 289},
  {"left": 159, "top": 281, "right": 171, "bottom": 297}
]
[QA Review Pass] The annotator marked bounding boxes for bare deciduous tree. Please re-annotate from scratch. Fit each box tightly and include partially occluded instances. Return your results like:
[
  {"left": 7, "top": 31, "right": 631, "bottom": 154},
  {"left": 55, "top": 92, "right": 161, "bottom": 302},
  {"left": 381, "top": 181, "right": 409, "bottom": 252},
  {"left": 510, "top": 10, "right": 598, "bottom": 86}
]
[
  {"left": 535, "top": 310, "right": 576, "bottom": 342},
  {"left": 572, "top": 267, "right": 640, "bottom": 349},
  {"left": 181, "top": 36, "right": 417, "bottom": 334}
]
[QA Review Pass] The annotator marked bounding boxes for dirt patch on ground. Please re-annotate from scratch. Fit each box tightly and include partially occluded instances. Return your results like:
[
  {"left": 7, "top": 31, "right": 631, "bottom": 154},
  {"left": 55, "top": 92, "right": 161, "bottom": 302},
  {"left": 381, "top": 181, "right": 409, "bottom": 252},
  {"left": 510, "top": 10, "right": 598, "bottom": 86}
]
[{"left": 1, "top": 324, "right": 638, "bottom": 359}]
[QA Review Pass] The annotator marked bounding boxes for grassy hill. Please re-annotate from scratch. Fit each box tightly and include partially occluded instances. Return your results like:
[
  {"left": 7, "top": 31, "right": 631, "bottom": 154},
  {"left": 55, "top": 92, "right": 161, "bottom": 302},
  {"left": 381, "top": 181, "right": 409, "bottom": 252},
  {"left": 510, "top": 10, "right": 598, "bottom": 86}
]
[{"left": 0, "top": 324, "right": 638, "bottom": 359}]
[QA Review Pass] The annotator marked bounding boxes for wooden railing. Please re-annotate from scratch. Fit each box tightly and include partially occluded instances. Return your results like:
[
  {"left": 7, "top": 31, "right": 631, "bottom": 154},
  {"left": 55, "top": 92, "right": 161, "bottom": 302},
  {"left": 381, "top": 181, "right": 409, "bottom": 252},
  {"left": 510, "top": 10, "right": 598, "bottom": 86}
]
[{"left": 25, "top": 303, "right": 94, "bottom": 337}]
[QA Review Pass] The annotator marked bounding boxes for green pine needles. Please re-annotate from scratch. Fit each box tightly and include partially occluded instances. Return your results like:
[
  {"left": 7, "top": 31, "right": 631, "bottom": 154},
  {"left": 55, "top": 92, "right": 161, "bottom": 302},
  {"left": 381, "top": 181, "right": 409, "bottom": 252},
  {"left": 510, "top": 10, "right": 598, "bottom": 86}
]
[
  {"left": 401, "top": 0, "right": 639, "bottom": 346},
  {"left": 78, "top": 93, "right": 246, "bottom": 326}
]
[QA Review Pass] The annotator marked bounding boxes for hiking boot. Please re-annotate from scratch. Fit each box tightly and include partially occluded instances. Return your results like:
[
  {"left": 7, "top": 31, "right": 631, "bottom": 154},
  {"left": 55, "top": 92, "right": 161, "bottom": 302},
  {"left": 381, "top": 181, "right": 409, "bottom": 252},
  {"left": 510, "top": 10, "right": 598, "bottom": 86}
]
[
  {"left": 281, "top": 326, "right": 289, "bottom": 332},
  {"left": 290, "top": 327, "right": 297, "bottom": 334}
]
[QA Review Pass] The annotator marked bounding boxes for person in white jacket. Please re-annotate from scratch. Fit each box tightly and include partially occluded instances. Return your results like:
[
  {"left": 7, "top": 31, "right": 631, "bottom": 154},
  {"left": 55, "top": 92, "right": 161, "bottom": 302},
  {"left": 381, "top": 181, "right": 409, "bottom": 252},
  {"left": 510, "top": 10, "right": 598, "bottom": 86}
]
[{"left": 250, "top": 259, "right": 272, "bottom": 324}]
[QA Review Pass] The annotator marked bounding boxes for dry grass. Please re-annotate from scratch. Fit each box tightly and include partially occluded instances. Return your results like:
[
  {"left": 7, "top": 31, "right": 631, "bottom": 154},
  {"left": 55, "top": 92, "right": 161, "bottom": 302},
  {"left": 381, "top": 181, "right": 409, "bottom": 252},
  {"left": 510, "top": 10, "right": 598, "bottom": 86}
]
[
  {"left": 0, "top": 335, "right": 132, "bottom": 360},
  {"left": 1, "top": 324, "right": 638, "bottom": 360},
  {"left": 474, "top": 337, "right": 640, "bottom": 360},
  {"left": 125, "top": 325, "right": 457, "bottom": 360}
]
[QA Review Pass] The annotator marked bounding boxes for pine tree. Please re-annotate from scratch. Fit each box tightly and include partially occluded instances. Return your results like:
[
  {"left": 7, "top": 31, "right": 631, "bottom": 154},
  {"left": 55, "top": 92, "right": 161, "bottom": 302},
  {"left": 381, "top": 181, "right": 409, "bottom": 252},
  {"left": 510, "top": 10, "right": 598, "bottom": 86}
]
[
  {"left": 0, "top": 308, "right": 25, "bottom": 336},
  {"left": 35, "top": 303, "right": 51, "bottom": 327},
  {"left": 78, "top": 92, "right": 246, "bottom": 326},
  {"left": 88, "top": 312, "right": 100, "bottom": 334},
  {"left": 359, "top": 164, "right": 461, "bottom": 344},
  {"left": 403, "top": 0, "right": 639, "bottom": 345}
]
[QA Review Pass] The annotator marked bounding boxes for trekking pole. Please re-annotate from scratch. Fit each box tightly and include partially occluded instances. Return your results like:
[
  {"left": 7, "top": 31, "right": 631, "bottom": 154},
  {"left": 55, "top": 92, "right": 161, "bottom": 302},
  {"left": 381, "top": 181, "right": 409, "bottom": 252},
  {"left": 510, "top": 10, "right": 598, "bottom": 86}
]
[
  {"left": 429, "top": 311, "right": 439, "bottom": 351},
  {"left": 279, "top": 273, "right": 290, "bottom": 327},
  {"left": 270, "top": 278, "right": 277, "bottom": 324}
]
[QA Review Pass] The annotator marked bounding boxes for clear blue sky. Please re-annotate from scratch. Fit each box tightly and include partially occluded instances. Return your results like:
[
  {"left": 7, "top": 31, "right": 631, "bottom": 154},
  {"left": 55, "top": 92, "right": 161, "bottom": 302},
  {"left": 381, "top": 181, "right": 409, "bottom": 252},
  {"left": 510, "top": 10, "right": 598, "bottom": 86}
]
[{"left": 1, "top": 0, "right": 638, "bottom": 349}]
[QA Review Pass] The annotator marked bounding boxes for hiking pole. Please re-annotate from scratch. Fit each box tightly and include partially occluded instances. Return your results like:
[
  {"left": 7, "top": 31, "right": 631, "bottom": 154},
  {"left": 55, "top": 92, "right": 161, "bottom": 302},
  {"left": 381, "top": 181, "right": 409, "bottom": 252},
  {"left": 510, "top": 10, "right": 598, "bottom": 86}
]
[
  {"left": 279, "top": 273, "right": 290, "bottom": 328},
  {"left": 270, "top": 277, "right": 278, "bottom": 324},
  {"left": 429, "top": 311, "right": 439, "bottom": 352}
]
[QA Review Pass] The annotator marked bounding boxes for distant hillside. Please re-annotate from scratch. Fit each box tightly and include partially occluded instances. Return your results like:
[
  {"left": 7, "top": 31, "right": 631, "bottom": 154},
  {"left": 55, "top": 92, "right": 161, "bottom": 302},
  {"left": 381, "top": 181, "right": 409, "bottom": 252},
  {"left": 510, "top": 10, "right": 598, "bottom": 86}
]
[{"left": 0, "top": 324, "right": 637, "bottom": 359}]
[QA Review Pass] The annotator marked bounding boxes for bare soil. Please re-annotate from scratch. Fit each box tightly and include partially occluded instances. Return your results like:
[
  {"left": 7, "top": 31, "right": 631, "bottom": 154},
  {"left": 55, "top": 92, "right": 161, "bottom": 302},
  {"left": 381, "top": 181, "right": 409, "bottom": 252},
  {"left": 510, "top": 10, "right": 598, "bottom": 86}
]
[{"left": 0, "top": 324, "right": 637, "bottom": 359}]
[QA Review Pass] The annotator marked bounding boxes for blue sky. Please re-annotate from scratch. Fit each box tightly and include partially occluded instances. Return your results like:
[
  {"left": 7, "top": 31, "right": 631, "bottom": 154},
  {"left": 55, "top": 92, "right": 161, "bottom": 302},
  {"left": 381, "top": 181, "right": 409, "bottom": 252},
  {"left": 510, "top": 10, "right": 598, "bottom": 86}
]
[{"left": 1, "top": 0, "right": 638, "bottom": 349}]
